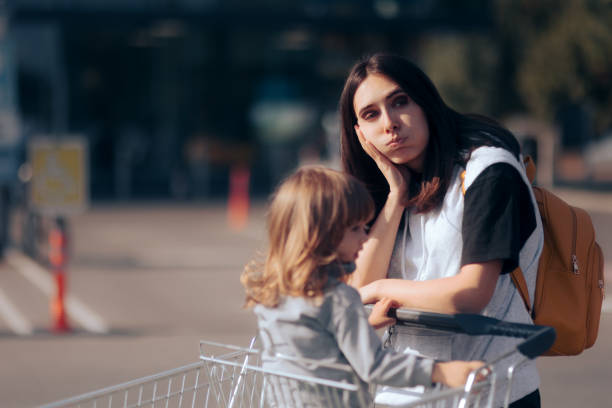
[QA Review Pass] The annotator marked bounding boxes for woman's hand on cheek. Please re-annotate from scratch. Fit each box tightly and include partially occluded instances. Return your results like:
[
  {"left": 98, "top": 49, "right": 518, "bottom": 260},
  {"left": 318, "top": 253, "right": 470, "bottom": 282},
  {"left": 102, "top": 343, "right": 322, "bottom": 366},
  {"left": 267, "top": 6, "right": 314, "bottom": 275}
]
[
  {"left": 354, "top": 126, "right": 410, "bottom": 201},
  {"left": 355, "top": 125, "right": 380, "bottom": 161}
]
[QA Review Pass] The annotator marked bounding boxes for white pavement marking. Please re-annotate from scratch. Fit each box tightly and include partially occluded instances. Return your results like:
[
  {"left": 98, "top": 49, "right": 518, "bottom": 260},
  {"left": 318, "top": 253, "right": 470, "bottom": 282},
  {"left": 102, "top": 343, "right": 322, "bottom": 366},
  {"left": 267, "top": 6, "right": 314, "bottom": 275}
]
[
  {"left": 0, "top": 286, "right": 34, "bottom": 335},
  {"left": 6, "top": 249, "right": 109, "bottom": 334}
]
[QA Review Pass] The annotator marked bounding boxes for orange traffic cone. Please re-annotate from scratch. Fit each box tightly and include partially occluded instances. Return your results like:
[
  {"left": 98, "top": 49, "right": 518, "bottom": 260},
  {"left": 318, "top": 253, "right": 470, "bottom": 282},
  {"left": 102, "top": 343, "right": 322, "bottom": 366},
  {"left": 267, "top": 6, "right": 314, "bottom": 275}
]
[
  {"left": 49, "top": 218, "right": 70, "bottom": 333},
  {"left": 51, "top": 273, "right": 70, "bottom": 332},
  {"left": 227, "top": 165, "right": 250, "bottom": 231}
]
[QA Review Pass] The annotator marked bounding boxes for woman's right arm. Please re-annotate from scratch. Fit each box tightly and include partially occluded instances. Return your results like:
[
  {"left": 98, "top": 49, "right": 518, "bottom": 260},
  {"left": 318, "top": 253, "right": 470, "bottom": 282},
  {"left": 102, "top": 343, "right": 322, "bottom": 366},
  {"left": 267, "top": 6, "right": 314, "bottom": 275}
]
[
  {"left": 347, "top": 126, "right": 409, "bottom": 288},
  {"left": 348, "top": 191, "right": 404, "bottom": 288}
]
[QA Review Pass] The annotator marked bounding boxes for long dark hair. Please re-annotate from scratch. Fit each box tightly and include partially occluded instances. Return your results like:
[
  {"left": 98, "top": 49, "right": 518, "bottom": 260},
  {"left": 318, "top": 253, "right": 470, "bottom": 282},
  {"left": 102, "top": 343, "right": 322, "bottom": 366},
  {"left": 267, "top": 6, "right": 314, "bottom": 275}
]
[{"left": 339, "top": 53, "right": 520, "bottom": 214}]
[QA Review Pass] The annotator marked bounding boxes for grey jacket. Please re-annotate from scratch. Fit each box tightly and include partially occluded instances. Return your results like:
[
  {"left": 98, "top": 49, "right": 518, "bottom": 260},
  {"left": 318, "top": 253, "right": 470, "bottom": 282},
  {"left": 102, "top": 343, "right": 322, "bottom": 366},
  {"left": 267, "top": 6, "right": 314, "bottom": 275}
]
[{"left": 254, "top": 276, "right": 434, "bottom": 406}]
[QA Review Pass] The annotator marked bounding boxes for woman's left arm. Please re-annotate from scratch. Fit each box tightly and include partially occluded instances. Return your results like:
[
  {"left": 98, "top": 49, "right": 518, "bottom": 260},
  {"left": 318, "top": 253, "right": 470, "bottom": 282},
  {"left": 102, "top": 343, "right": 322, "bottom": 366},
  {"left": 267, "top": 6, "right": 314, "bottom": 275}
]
[{"left": 359, "top": 260, "right": 502, "bottom": 314}]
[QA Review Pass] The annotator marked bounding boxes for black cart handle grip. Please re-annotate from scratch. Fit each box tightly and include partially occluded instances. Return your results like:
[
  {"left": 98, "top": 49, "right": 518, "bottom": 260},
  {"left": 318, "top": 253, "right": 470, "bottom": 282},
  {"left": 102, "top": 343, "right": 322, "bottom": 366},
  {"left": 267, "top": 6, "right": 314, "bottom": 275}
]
[{"left": 365, "top": 306, "right": 556, "bottom": 359}]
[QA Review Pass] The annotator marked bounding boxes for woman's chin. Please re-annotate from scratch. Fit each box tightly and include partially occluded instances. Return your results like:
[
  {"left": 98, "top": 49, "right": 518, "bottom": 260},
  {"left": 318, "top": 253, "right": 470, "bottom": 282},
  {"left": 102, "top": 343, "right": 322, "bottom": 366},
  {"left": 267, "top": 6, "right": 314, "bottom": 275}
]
[{"left": 389, "top": 156, "right": 414, "bottom": 166}]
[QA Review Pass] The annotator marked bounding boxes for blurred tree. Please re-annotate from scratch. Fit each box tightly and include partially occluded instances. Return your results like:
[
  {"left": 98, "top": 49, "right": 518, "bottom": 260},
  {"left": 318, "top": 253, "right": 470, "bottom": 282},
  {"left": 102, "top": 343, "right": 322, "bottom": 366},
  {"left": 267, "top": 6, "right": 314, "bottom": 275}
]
[
  {"left": 496, "top": 0, "right": 612, "bottom": 136},
  {"left": 421, "top": 35, "right": 498, "bottom": 115}
]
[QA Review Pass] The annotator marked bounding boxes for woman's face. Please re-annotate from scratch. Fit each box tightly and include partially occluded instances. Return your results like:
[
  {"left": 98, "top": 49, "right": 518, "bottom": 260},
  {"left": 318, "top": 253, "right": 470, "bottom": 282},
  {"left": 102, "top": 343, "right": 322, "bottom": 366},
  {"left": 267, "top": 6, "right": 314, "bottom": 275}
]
[{"left": 353, "top": 73, "right": 429, "bottom": 171}]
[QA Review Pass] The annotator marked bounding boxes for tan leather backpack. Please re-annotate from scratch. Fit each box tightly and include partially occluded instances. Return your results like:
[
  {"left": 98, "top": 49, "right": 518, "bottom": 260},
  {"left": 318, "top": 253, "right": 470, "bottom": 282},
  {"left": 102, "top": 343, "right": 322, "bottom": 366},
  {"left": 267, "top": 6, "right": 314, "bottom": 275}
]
[
  {"left": 511, "top": 156, "right": 605, "bottom": 356},
  {"left": 462, "top": 156, "right": 605, "bottom": 356}
]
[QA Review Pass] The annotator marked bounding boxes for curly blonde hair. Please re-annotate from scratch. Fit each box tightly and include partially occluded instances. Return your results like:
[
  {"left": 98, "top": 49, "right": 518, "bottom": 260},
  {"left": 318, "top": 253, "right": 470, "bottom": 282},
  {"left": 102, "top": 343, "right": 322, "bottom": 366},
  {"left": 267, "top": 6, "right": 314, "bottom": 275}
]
[{"left": 241, "top": 166, "right": 374, "bottom": 308}]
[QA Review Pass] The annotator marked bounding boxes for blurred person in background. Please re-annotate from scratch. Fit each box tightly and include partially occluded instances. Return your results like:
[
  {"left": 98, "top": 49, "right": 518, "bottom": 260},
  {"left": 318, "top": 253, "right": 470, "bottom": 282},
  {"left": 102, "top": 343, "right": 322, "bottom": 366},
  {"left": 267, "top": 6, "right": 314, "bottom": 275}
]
[{"left": 339, "top": 53, "right": 543, "bottom": 408}]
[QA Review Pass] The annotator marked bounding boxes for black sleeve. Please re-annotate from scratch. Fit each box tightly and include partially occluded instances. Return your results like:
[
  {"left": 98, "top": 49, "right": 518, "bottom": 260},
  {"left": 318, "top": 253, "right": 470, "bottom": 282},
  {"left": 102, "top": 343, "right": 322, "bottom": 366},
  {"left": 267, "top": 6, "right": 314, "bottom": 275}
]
[{"left": 461, "top": 163, "right": 536, "bottom": 274}]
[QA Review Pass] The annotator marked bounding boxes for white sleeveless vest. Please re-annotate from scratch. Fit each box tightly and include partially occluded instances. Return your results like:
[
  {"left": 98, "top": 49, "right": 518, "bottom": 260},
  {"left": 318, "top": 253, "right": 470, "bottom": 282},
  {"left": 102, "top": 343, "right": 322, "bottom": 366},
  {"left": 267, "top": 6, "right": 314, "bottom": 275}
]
[{"left": 376, "top": 146, "right": 544, "bottom": 406}]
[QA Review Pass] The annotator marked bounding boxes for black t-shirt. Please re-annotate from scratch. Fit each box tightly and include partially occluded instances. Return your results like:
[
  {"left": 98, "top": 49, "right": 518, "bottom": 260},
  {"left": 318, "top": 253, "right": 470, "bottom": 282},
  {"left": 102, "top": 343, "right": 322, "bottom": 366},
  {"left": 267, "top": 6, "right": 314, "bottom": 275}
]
[{"left": 461, "top": 163, "right": 536, "bottom": 274}]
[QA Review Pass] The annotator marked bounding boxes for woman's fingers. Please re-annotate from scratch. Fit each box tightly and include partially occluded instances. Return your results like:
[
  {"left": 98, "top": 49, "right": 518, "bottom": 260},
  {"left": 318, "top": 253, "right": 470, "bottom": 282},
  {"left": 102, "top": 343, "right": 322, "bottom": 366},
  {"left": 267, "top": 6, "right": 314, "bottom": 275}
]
[
  {"left": 355, "top": 125, "right": 393, "bottom": 167},
  {"left": 355, "top": 126, "right": 384, "bottom": 163},
  {"left": 354, "top": 126, "right": 400, "bottom": 174},
  {"left": 354, "top": 125, "right": 409, "bottom": 200}
]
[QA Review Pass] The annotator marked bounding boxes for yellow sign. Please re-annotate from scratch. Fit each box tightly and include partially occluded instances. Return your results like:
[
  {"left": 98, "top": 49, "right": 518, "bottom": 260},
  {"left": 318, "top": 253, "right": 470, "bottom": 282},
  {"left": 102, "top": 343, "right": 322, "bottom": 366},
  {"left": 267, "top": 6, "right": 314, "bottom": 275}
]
[{"left": 29, "top": 138, "right": 88, "bottom": 215}]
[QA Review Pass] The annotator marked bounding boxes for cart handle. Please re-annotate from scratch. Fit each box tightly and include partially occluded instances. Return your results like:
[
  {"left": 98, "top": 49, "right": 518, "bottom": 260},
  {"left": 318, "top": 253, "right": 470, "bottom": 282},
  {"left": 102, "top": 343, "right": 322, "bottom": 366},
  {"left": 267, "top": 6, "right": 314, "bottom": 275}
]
[{"left": 365, "top": 306, "right": 556, "bottom": 359}]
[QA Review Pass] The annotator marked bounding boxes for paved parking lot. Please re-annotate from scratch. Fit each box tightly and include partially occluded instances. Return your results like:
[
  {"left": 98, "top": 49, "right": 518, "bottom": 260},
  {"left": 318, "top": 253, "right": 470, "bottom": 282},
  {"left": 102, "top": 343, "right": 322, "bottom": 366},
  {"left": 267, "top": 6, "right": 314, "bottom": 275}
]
[{"left": 0, "top": 195, "right": 610, "bottom": 407}]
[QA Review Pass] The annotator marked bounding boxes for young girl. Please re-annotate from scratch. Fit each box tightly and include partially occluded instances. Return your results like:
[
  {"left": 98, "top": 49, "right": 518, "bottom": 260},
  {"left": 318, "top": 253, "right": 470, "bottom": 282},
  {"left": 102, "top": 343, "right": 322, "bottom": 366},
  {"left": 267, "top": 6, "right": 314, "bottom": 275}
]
[
  {"left": 241, "top": 166, "right": 483, "bottom": 406},
  {"left": 339, "top": 53, "right": 543, "bottom": 407}
]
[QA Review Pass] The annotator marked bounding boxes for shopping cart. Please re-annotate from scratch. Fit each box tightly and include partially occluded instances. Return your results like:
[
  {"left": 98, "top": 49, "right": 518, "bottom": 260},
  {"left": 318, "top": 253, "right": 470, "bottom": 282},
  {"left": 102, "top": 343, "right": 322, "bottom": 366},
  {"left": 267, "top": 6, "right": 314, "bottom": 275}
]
[
  {"left": 40, "top": 309, "right": 555, "bottom": 408},
  {"left": 372, "top": 308, "right": 556, "bottom": 408}
]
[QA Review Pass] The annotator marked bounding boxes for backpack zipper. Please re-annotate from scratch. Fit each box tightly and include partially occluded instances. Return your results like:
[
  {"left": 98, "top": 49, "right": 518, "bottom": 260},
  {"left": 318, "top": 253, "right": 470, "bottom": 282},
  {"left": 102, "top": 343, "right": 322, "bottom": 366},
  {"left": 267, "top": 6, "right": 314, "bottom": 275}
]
[
  {"left": 571, "top": 208, "right": 579, "bottom": 274},
  {"left": 597, "top": 245, "right": 605, "bottom": 293}
]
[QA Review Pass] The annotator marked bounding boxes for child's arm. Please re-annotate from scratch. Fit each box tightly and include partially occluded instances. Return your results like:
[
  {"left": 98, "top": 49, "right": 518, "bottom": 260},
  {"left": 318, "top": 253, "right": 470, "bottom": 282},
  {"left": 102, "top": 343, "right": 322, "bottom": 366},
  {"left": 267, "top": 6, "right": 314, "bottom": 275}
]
[{"left": 332, "top": 286, "right": 432, "bottom": 387}]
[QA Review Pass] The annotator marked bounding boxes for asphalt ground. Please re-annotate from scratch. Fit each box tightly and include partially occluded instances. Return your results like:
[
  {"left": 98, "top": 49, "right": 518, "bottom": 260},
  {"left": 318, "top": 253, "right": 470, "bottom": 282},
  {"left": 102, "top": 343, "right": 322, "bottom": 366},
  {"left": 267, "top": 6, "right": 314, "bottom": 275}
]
[{"left": 0, "top": 189, "right": 611, "bottom": 407}]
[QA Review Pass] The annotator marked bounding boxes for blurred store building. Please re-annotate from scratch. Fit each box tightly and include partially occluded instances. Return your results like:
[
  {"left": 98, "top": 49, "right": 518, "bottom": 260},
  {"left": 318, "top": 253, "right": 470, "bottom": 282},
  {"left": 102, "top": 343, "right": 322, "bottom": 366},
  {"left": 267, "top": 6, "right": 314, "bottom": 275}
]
[
  {"left": 2, "top": 0, "right": 495, "bottom": 201},
  {"left": 3, "top": 0, "right": 611, "bottom": 203}
]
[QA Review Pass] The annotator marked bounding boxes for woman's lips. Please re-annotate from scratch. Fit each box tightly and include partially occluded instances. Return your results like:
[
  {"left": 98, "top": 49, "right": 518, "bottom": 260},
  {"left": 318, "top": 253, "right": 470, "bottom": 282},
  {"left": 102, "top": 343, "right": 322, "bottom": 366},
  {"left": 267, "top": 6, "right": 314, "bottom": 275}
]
[{"left": 387, "top": 137, "right": 406, "bottom": 147}]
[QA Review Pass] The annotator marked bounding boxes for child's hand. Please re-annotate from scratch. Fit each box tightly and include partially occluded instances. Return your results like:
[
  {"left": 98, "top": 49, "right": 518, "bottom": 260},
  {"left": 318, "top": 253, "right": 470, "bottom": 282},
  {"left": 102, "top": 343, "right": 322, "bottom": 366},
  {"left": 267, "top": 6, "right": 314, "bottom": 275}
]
[
  {"left": 367, "top": 297, "right": 398, "bottom": 329},
  {"left": 431, "top": 361, "right": 488, "bottom": 388}
]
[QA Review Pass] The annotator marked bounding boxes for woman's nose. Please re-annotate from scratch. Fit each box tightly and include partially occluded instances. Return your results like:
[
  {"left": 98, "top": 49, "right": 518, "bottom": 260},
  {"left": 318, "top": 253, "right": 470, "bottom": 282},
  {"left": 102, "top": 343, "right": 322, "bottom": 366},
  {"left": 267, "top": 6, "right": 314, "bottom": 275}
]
[{"left": 382, "top": 109, "right": 398, "bottom": 132}]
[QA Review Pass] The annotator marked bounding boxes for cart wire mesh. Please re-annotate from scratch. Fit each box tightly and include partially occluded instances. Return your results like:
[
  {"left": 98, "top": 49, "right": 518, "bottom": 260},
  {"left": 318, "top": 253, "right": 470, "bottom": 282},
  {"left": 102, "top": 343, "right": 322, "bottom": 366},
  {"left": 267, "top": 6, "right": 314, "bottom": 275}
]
[{"left": 40, "top": 309, "right": 555, "bottom": 408}]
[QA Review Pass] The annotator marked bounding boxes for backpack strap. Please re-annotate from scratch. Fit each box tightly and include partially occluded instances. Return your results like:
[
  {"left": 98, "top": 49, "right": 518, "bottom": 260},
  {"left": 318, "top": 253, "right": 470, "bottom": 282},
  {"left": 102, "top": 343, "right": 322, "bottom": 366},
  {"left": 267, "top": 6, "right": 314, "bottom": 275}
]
[
  {"left": 510, "top": 268, "right": 532, "bottom": 314},
  {"left": 523, "top": 155, "right": 536, "bottom": 183},
  {"left": 512, "top": 154, "right": 535, "bottom": 314}
]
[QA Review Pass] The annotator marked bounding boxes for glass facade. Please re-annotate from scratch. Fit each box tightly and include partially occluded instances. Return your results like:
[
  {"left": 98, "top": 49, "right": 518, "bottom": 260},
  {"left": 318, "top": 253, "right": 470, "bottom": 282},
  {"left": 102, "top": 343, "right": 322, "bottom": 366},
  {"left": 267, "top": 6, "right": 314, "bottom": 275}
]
[{"left": 6, "top": 0, "right": 610, "bottom": 200}]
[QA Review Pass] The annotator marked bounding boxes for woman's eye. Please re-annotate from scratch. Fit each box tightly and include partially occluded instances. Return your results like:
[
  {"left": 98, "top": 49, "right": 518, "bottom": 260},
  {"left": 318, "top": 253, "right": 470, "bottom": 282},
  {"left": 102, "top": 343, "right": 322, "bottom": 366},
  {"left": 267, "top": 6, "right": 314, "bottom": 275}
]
[
  {"left": 392, "top": 96, "right": 409, "bottom": 107},
  {"left": 362, "top": 110, "right": 378, "bottom": 121}
]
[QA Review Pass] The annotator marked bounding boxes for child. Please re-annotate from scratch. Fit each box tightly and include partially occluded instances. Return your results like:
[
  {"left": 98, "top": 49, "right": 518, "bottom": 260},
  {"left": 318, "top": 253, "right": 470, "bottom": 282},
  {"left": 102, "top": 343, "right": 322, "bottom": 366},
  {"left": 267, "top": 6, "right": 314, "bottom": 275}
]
[{"left": 241, "top": 166, "right": 483, "bottom": 406}]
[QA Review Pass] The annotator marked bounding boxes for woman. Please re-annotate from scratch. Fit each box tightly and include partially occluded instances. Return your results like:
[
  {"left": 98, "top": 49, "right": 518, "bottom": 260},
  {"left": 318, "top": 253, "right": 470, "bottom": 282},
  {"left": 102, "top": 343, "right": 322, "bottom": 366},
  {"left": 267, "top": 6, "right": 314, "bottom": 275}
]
[{"left": 339, "top": 53, "right": 544, "bottom": 407}]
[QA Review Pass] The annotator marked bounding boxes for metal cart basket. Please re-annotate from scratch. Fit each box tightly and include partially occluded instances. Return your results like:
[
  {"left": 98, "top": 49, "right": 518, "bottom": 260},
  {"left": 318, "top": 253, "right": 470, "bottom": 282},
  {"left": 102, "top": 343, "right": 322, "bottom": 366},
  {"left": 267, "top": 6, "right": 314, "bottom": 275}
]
[{"left": 41, "top": 309, "right": 555, "bottom": 408}]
